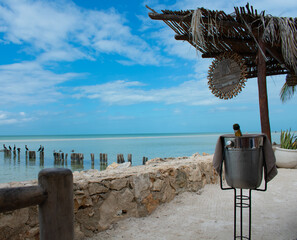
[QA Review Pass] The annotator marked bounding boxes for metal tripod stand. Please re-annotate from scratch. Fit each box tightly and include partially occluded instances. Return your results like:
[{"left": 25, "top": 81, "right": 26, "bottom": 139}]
[{"left": 219, "top": 160, "right": 267, "bottom": 240}]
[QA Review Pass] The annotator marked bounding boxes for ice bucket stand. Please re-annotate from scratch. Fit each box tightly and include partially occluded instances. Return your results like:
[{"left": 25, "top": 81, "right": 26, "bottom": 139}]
[{"left": 219, "top": 134, "right": 268, "bottom": 240}]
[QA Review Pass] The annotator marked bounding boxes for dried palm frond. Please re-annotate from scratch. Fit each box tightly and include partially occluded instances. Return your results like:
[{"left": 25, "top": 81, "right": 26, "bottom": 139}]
[
  {"left": 190, "top": 9, "right": 206, "bottom": 50},
  {"left": 263, "top": 17, "right": 297, "bottom": 74}
]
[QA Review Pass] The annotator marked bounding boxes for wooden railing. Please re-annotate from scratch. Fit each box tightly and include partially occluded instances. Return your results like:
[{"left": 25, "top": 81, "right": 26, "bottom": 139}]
[{"left": 0, "top": 168, "right": 74, "bottom": 240}]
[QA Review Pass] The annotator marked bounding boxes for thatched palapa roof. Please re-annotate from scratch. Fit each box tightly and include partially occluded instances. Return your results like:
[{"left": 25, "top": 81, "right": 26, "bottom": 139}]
[{"left": 148, "top": 4, "right": 297, "bottom": 80}]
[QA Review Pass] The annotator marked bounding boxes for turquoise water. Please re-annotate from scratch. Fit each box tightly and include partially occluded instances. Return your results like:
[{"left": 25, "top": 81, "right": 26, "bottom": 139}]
[{"left": 0, "top": 132, "right": 281, "bottom": 183}]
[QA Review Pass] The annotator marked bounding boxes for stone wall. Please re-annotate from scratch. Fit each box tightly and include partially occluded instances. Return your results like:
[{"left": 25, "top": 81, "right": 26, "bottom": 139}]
[{"left": 0, "top": 153, "right": 219, "bottom": 240}]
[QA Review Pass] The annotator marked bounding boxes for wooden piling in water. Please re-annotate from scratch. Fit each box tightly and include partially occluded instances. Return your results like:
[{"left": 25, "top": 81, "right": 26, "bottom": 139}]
[
  {"left": 71, "top": 153, "right": 84, "bottom": 162},
  {"left": 128, "top": 154, "right": 132, "bottom": 164},
  {"left": 29, "top": 151, "right": 36, "bottom": 160},
  {"left": 142, "top": 156, "right": 148, "bottom": 165},
  {"left": 100, "top": 153, "right": 107, "bottom": 163},
  {"left": 90, "top": 153, "right": 95, "bottom": 169},
  {"left": 117, "top": 154, "right": 125, "bottom": 164},
  {"left": 40, "top": 152, "right": 44, "bottom": 167}
]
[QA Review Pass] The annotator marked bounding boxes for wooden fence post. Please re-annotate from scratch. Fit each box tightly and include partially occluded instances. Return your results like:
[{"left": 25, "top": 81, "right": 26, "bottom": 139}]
[{"left": 38, "top": 168, "right": 74, "bottom": 240}]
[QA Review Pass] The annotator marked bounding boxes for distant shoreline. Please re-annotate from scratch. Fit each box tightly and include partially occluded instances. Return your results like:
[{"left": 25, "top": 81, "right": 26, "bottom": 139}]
[
  {"left": 0, "top": 133, "right": 225, "bottom": 143},
  {"left": 0, "top": 132, "right": 283, "bottom": 143}
]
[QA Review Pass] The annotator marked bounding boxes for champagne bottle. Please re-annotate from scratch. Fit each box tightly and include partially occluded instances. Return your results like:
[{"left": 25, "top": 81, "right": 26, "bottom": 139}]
[{"left": 233, "top": 123, "right": 242, "bottom": 137}]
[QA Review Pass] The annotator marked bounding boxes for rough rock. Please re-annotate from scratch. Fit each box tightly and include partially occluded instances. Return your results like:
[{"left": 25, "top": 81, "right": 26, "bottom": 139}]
[{"left": 0, "top": 153, "right": 219, "bottom": 240}]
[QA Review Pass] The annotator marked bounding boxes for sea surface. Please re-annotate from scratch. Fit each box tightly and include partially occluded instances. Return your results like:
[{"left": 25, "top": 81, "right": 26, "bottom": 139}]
[{"left": 0, "top": 132, "right": 281, "bottom": 183}]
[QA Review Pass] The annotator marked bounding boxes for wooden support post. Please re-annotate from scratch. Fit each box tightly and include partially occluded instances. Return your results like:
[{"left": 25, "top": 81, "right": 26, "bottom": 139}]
[
  {"left": 128, "top": 154, "right": 132, "bottom": 164},
  {"left": 117, "top": 154, "right": 125, "bottom": 163},
  {"left": 40, "top": 152, "right": 44, "bottom": 167},
  {"left": 38, "top": 168, "right": 74, "bottom": 240},
  {"left": 29, "top": 151, "right": 36, "bottom": 160},
  {"left": 91, "top": 153, "right": 94, "bottom": 169},
  {"left": 79, "top": 153, "right": 84, "bottom": 162},
  {"left": 257, "top": 39, "right": 271, "bottom": 142}
]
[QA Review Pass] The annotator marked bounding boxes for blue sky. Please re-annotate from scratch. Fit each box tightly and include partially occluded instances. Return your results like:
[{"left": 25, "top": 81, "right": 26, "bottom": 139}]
[{"left": 0, "top": 0, "right": 296, "bottom": 135}]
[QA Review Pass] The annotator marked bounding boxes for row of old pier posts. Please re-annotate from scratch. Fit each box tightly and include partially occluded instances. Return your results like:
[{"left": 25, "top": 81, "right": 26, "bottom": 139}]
[
  {"left": 53, "top": 152, "right": 68, "bottom": 166},
  {"left": 4, "top": 149, "right": 45, "bottom": 166},
  {"left": 2, "top": 149, "right": 149, "bottom": 169},
  {"left": 50, "top": 152, "right": 145, "bottom": 167},
  {"left": 116, "top": 153, "right": 133, "bottom": 164}
]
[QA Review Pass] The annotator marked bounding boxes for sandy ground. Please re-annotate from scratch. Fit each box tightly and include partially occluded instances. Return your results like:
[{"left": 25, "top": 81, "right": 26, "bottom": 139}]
[{"left": 88, "top": 169, "right": 297, "bottom": 240}]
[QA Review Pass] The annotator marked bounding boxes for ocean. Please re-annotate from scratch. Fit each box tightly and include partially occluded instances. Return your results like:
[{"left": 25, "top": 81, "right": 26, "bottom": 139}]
[{"left": 0, "top": 132, "right": 281, "bottom": 183}]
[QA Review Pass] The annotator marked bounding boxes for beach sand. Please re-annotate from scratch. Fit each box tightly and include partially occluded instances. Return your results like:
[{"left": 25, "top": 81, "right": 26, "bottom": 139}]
[{"left": 87, "top": 168, "right": 297, "bottom": 240}]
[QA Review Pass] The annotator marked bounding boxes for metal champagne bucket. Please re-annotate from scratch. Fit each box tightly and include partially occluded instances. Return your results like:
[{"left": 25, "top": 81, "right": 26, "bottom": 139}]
[{"left": 223, "top": 134, "right": 264, "bottom": 189}]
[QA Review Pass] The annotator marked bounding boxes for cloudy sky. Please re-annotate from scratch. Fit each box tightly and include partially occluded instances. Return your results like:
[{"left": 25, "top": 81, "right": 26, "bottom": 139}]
[{"left": 0, "top": 0, "right": 296, "bottom": 135}]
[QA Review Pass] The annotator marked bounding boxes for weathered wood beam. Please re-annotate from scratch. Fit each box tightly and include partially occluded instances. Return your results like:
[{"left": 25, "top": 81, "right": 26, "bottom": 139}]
[
  {"left": 246, "top": 70, "right": 288, "bottom": 79},
  {"left": 148, "top": 12, "right": 192, "bottom": 22},
  {"left": 257, "top": 39, "right": 271, "bottom": 142},
  {"left": 175, "top": 34, "right": 254, "bottom": 43},
  {"left": 175, "top": 34, "right": 189, "bottom": 40},
  {"left": 202, "top": 51, "right": 256, "bottom": 58},
  {"left": 148, "top": 12, "right": 246, "bottom": 29},
  {"left": 265, "top": 46, "right": 295, "bottom": 73},
  {"left": 0, "top": 186, "right": 46, "bottom": 212}
]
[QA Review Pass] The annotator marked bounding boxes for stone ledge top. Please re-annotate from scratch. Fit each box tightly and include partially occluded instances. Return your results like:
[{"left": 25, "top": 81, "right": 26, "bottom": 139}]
[
  {"left": 73, "top": 153, "right": 213, "bottom": 182},
  {"left": 0, "top": 153, "right": 214, "bottom": 188}
]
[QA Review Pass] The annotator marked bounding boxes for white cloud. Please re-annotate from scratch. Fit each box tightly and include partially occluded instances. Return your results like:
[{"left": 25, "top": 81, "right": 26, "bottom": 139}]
[
  {"left": 173, "top": 108, "right": 182, "bottom": 114},
  {"left": 0, "top": 0, "right": 162, "bottom": 65},
  {"left": 0, "top": 61, "right": 80, "bottom": 105},
  {"left": 150, "top": 27, "right": 197, "bottom": 61},
  {"left": 75, "top": 79, "right": 218, "bottom": 106},
  {"left": 0, "top": 110, "right": 35, "bottom": 125},
  {"left": 107, "top": 115, "right": 135, "bottom": 120}
]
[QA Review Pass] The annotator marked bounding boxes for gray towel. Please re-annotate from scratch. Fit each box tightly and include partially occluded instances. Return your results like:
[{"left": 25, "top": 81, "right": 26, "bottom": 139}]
[{"left": 213, "top": 134, "right": 277, "bottom": 182}]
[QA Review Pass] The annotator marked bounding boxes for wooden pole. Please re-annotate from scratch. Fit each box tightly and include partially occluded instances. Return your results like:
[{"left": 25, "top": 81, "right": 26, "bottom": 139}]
[
  {"left": 128, "top": 154, "right": 132, "bottom": 164},
  {"left": 38, "top": 168, "right": 74, "bottom": 240},
  {"left": 257, "top": 39, "right": 271, "bottom": 142},
  {"left": 29, "top": 151, "right": 36, "bottom": 160}
]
